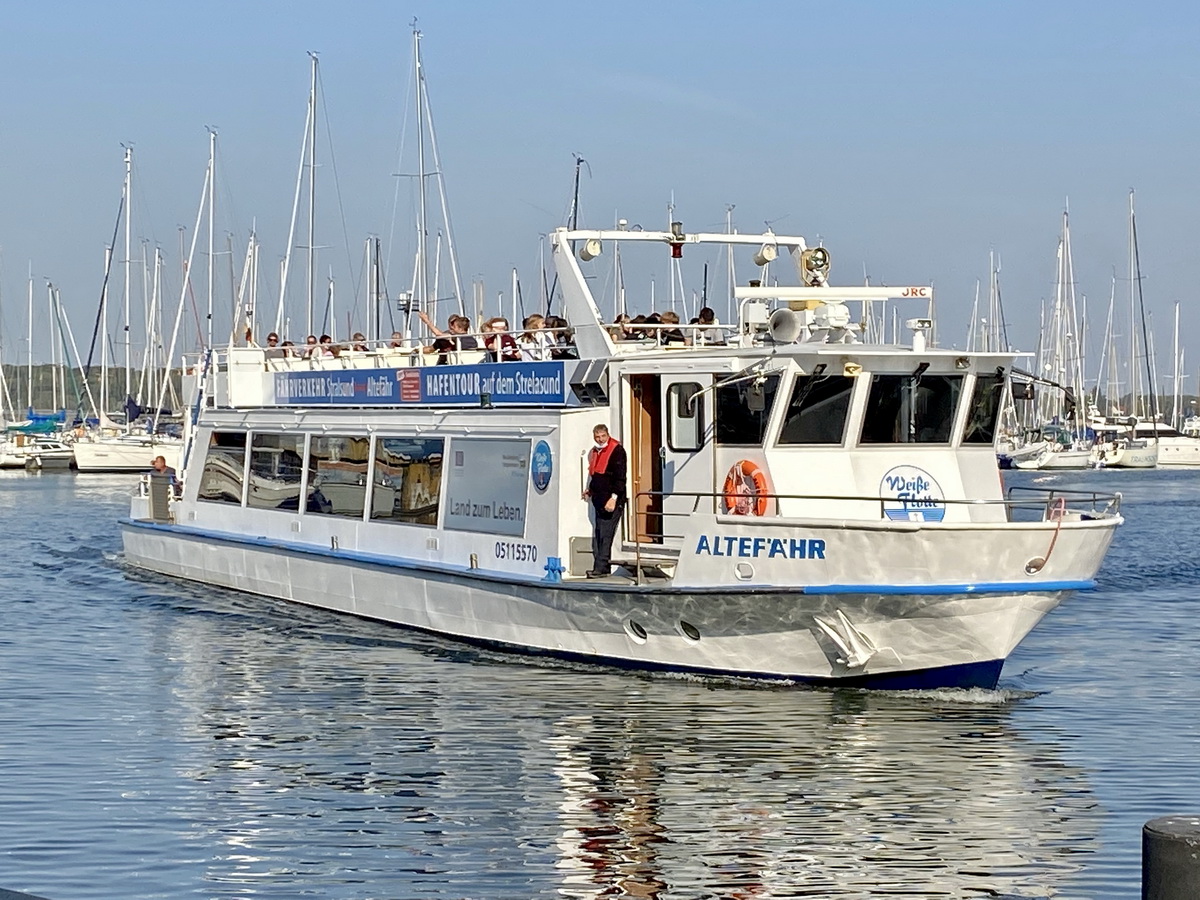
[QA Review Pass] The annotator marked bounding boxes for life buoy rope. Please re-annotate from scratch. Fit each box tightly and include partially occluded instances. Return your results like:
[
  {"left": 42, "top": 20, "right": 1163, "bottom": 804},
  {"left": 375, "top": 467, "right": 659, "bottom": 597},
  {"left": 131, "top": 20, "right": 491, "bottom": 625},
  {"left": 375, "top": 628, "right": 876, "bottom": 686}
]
[{"left": 722, "top": 460, "right": 770, "bottom": 516}]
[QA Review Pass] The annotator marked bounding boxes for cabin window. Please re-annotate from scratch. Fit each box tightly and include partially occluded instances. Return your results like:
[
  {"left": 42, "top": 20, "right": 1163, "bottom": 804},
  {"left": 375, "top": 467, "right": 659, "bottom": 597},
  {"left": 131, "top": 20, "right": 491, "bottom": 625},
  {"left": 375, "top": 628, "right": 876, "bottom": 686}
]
[
  {"left": 860, "top": 373, "right": 964, "bottom": 444},
  {"left": 246, "top": 433, "right": 306, "bottom": 511},
  {"left": 371, "top": 437, "right": 445, "bottom": 526},
  {"left": 305, "top": 436, "right": 372, "bottom": 519},
  {"left": 715, "top": 374, "right": 780, "bottom": 446},
  {"left": 778, "top": 375, "right": 854, "bottom": 445},
  {"left": 963, "top": 373, "right": 1005, "bottom": 444},
  {"left": 667, "top": 382, "right": 705, "bottom": 452},
  {"left": 198, "top": 431, "right": 247, "bottom": 505}
]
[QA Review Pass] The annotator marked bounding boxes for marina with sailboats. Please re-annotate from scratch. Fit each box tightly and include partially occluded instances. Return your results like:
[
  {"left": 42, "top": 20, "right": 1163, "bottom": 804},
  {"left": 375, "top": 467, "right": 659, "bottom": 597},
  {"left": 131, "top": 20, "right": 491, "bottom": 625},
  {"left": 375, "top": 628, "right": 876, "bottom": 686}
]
[{"left": 5, "top": 6, "right": 1200, "bottom": 899}]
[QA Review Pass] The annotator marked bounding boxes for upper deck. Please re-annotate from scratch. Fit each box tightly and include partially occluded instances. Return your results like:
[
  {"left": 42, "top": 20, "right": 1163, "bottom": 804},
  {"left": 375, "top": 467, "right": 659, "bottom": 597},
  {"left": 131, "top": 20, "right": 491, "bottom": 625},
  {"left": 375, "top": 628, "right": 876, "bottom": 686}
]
[{"left": 197, "top": 225, "right": 1021, "bottom": 414}]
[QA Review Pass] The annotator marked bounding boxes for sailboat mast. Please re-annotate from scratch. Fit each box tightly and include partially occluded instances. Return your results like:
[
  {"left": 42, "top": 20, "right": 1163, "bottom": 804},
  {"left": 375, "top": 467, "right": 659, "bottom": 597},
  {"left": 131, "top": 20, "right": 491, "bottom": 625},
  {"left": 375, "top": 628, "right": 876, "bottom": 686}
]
[
  {"left": 306, "top": 52, "right": 318, "bottom": 337},
  {"left": 26, "top": 265, "right": 33, "bottom": 411},
  {"left": 1130, "top": 189, "right": 1158, "bottom": 422},
  {"left": 413, "top": 29, "right": 429, "bottom": 319},
  {"left": 206, "top": 128, "right": 217, "bottom": 350},
  {"left": 122, "top": 145, "right": 133, "bottom": 406}
]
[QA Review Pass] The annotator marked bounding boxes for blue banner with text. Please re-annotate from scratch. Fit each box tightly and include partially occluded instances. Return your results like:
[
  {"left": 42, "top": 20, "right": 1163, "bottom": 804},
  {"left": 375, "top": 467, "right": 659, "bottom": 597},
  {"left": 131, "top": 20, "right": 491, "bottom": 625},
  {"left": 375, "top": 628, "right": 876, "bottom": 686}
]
[{"left": 273, "top": 361, "right": 569, "bottom": 407}]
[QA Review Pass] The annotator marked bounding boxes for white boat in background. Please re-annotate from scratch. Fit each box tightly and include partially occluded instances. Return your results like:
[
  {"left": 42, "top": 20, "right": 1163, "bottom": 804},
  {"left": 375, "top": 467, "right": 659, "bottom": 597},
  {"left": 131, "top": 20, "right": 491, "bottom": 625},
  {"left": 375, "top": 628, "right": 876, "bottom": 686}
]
[
  {"left": 1090, "top": 191, "right": 1159, "bottom": 470},
  {"left": 1, "top": 431, "right": 69, "bottom": 468},
  {"left": 120, "top": 216, "right": 1123, "bottom": 690},
  {"left": 1014, "top": 211, "right": 1094, "bottom": 471},
  {"left": 1129, "top": 421, "right": 1200, "bottom": 466},
  {"left": 23, "top": 439, "right": 75, "bottom": 470},
  {"left": 73, "top": 434, "right": 180, "bottom": 473},
  {"left": 1015, "top": 445, "right": 1093, "bottom": 470}
]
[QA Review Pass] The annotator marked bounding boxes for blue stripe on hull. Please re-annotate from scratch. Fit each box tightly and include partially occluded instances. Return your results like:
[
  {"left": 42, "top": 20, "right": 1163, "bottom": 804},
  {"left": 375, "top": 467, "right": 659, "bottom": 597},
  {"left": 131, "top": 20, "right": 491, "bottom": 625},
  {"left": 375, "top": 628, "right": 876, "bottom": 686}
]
[{"left": 120, "top": 518, "right": 1092, "bottom": 598}]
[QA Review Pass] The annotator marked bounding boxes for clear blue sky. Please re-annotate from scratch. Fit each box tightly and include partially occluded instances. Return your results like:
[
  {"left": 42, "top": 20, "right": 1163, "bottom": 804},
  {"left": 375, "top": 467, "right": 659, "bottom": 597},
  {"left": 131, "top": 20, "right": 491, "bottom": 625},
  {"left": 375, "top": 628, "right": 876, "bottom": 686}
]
[{"left": 1, "top": 1, "right": 1197, "bottom": 385}]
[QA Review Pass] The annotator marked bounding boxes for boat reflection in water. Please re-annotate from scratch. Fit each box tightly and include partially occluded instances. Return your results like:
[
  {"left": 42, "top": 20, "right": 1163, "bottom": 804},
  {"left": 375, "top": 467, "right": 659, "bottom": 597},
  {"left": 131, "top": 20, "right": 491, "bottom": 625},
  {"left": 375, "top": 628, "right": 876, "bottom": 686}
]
[
  {"left": 149, "top": 597, "right": 1100, "bottom": 898},
  {"left": 541, "top": 688, "right": 1098, "bottom": 898}
]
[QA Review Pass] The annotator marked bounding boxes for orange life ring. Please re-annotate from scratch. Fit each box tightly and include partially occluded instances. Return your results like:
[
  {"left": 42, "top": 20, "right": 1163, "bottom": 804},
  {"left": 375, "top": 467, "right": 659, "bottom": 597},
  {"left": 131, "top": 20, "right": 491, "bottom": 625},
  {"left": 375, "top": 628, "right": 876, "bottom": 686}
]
[{"left": 722, "top": 460, "right": 770, "bottom": 516}]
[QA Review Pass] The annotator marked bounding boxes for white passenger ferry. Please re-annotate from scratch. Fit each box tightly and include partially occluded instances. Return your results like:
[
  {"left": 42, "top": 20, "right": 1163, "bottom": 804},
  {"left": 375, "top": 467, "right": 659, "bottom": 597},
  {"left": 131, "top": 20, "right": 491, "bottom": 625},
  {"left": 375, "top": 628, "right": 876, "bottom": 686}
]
[{"left": 121, "top": 225, "right": 1123, "bottom": 689}]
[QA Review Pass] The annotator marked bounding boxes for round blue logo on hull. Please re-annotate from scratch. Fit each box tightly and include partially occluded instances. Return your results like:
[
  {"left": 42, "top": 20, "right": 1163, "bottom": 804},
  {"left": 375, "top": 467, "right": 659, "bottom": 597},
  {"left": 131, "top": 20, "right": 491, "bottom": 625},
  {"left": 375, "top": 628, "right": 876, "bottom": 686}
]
[{"left": 531, "top": 440, "right": 553, "bottom": 492}]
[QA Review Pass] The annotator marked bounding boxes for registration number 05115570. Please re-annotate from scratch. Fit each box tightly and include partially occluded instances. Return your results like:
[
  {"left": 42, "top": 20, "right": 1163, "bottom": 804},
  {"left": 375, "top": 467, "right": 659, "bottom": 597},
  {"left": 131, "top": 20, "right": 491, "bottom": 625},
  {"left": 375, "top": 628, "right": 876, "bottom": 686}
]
[{"left": 494, "top": 541, "right": 538, "bottom": 562}]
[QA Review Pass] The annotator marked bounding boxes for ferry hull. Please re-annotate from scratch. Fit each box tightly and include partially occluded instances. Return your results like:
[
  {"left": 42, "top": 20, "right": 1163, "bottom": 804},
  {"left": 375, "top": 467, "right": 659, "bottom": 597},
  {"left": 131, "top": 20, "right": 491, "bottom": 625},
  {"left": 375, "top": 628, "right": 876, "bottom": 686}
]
[{"left": 121, "top": 519, "right": 1077, "bottom": 690}]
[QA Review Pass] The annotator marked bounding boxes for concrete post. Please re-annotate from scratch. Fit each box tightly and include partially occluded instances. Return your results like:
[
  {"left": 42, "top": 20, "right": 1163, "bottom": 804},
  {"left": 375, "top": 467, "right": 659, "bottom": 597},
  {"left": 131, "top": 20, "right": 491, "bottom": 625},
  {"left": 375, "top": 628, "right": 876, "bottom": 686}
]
[{"left": 1144, "top": 815, "right": 1200, "bottom": 900}]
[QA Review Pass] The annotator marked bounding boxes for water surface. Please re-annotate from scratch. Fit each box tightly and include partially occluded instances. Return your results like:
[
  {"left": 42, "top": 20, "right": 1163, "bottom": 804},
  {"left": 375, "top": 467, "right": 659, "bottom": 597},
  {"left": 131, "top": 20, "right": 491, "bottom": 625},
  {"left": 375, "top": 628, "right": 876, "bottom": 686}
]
[{"left": 0, "top": 468, "right": 1196, "bottom": 898}]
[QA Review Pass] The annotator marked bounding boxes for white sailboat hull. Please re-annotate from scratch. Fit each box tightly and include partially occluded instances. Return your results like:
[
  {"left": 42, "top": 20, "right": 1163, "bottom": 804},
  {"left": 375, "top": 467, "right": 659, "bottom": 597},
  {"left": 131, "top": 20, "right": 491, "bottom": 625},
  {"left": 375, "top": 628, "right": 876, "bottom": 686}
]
[
  {"left": 74, "top": 438, "right": 180, "bottom": 473},
  {"left": 1093, "top": 441, "right": 1158, "bottom": 469},
  {"left": 1014, "top": 447, "right": 1093, "bottom": 470}
]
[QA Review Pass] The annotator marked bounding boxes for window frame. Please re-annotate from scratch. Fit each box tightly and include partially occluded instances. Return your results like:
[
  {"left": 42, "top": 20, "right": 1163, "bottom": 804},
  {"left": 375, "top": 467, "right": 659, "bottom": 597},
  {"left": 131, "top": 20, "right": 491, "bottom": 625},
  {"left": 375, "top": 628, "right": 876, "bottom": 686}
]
[
  {"left": 859, "top": 372, "right": 966, "bottom": 445},
  {"left": 666, "top": 381, "right": 705, "bottom": 452}
]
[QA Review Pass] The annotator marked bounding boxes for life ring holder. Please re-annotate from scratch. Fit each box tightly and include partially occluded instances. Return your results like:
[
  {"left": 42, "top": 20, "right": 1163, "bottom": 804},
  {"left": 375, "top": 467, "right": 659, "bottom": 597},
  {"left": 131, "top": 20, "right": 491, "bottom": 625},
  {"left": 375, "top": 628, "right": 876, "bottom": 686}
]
[{"left": 722, "top": 460, "right": 770, "bottom": 516}]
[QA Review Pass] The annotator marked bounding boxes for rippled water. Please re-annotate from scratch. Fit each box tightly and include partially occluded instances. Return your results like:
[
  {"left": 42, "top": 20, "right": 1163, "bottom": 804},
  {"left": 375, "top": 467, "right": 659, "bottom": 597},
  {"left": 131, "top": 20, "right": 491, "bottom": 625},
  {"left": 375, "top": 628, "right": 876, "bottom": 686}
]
[{"left": 0, "top": 468, "right": 1197, "bottom": 899}]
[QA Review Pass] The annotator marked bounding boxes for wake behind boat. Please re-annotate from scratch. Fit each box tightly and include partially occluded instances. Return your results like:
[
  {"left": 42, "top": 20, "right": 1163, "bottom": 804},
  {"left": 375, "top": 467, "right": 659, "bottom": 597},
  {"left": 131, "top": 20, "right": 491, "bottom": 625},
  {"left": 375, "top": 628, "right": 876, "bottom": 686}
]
[{"left": 120, "top": 224, "right": 1123, "bottom": 690}]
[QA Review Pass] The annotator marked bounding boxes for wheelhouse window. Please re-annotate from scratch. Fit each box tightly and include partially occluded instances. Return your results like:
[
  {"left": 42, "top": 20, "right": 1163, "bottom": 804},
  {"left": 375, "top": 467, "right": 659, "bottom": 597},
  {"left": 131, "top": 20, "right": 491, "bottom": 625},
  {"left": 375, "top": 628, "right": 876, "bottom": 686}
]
[
  {"left": 667, "top": 382, "right": 705, "bottom": 452},
  {"left": 963, "top": 373, "right": 1005, "bottom": 444},
  {"left": 198, "top": 431, "right": 247, "bottom": 504},
  {"left": 778, "top": 374, "right": 854, "bottom": 445},
  {"left": 371, "top": 437, "right": 445, "bottom": 526},
  {"left": 715, "top": 374, "right": 780, "bottom": 446},
  {"left": 246, "top": 433, "right": 306, "bottom": 511},
  {"left": 305, "top": 436, "right": 371, "bottom": 519},
  {"left": 860, "top": 373, "right": 964, "bottom": 444}
]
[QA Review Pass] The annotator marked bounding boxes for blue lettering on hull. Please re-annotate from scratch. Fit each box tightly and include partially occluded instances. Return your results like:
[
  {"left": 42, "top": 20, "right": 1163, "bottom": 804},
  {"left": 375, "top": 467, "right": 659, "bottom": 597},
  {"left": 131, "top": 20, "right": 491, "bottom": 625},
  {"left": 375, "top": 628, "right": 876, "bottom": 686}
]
[{"left": 695, "top": 535, "right": 826, "bottom": 559}]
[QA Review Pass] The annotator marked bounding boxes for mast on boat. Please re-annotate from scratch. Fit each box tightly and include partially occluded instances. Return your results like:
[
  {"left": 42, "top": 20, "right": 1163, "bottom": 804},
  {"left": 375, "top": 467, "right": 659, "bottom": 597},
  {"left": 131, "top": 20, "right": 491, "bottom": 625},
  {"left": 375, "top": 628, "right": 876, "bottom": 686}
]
[
  {"left": 307, "top": 52, "right": 318, "bottom": 337},
  {"left": 1129, "top": 189, "right": 1159, "bottom": 426},
  {"left": 122, "top": 144, "right": 133, "bottom": 417}
]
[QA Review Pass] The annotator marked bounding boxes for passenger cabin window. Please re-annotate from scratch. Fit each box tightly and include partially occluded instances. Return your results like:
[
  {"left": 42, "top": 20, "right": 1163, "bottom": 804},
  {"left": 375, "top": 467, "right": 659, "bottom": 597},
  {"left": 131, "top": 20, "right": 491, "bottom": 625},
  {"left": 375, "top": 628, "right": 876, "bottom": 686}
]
[
  {"left": 371, "top": 437, "right": 445, "bottom": 526},
  {"left": 860, "top": 373, "right": 964, "bottom": 444},
  {"left": 198, "top": 431, "right": 247, "bottom": 504},
  {"left": 305, "top": 436, "right": 371, "bottom": 518},
  {"left": 778, "top": 375, "right": 854, "bottom": 445},
  {"left": 715, "top": 374, "right": 780, "bottom": 446},
  {"left": 964, "top": 373, "right": 1005, "bottom": 444},
  {"left": 667, "top": 382, "right": 705, "bottom": 452},
  {"left": 247, "top": 433, "right": 306, "bottom": 511}
]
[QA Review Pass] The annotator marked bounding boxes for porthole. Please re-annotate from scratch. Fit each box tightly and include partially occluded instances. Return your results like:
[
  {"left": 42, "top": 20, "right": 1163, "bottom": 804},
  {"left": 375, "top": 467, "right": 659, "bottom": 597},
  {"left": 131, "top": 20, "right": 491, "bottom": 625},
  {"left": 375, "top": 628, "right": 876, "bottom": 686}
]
[
  {"left": 624, "top": 618, "right": 648, "bottom": 644},
  {"left": 678, "top": 620, "right": 701, "bottom": 642}
]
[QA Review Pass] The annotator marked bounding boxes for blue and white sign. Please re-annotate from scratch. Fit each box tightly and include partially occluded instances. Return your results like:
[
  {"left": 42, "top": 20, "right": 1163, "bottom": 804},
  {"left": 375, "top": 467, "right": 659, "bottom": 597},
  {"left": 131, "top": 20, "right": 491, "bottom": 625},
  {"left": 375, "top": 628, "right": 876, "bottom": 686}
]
[
  {"left": 530, "top": 440, "right": 553, "bottom": 493},
  {"left": 880, "top": 465, "right": 946, "bottom": 522},
  {"left": 273, "top": 361, "right": 568, "bottom": 407},
  {"left": 444, "top": 438, "right": 530, "bottom": 537}
]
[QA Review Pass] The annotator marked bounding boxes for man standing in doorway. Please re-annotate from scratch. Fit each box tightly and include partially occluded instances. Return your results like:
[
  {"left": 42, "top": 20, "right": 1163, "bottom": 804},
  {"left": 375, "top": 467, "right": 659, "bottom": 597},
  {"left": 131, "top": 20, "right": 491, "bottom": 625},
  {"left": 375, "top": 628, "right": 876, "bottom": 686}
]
[{"left": 583, "top": 423, "right": 627, "bottom": 578}]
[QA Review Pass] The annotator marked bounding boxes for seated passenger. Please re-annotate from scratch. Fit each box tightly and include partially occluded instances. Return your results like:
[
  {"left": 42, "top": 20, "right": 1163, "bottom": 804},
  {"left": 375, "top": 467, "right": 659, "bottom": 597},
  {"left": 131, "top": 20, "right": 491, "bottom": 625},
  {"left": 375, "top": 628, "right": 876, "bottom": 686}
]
[
  {"left": 388, "top": 331, "right": 405, "bottom": 349},
  {"left": 545, "top": 315, "right": 578, "bottom": 359},
  {"left": 484, "top": 317, "right": 521, "bottom": 362},
  {"left": 518, "top": 314, "right": 553, "bottom": 361},
  {"left": 318, "top": 334, "right": 339, "bottom": 357},
  {"left": 303, "top": 334, "right": 320, "bottom": 358},
  {"left": 693, "top": 306, "right": 727, "bottom": 345},
  {"left": 426, "top": 315, "right": 479, "bottom": 364},
  {"left": 609, "top": 314, "right": 632, "bottom": 341},
  {"left": 264, "top": 332, "right": 285, "bottom": 359},
  {"left": 350, "top": 332, "right": 369, "bottom": 352},
  {"left": 658, "top": 311, "right": 686, "bottom": 345}
]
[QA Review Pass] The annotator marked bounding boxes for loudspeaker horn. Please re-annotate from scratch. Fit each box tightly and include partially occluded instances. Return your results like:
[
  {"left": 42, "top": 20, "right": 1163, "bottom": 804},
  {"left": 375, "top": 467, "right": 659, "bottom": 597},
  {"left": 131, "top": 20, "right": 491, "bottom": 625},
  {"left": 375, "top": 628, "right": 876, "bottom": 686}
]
[{"left": 768, "top": 308, "right": 802, "bottom": 343}]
